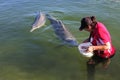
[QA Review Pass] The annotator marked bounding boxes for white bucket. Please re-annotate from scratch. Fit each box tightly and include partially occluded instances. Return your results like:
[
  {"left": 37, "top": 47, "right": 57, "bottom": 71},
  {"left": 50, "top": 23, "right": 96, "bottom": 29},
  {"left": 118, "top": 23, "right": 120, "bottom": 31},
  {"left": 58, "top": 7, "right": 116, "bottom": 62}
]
[{"left": 78, "top": 42, "right": 93, "bottom": 58}]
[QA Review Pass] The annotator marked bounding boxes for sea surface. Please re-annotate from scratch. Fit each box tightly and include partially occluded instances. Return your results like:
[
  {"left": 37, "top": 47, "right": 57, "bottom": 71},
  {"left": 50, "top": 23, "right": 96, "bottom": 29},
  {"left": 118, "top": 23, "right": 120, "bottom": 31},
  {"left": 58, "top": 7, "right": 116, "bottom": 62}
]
[{"left": 0, "top": 0, "right": 120, "bottom": 80}]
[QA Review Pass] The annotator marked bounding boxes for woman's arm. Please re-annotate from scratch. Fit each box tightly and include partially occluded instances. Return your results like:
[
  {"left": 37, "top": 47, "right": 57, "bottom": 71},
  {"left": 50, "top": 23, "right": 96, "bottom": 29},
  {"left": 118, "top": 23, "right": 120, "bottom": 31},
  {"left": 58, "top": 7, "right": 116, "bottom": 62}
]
[
  {"left": 87, "top": 42, "right": 111, "bottom": 52},
  {"left": 83, "top": 38, "right": 89, "bottom": 43}
]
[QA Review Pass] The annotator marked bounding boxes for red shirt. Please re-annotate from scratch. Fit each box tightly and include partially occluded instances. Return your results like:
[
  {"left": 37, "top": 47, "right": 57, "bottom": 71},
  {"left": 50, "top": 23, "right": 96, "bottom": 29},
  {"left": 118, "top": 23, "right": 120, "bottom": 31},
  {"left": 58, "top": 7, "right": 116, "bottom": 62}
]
[{"left": 90, "top": 22, "right": 115, "bottom": 58}]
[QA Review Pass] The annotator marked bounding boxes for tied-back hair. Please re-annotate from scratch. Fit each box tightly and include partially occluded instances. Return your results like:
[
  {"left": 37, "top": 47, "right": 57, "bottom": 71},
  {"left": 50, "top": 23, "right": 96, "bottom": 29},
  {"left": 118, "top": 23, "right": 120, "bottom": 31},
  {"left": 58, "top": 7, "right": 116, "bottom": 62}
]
[
  {"left": 90, "top": 16, "right": 96, "bottom": 21},
  {"left": 90, "top": 16, "right": 97, "bottom": 28}
]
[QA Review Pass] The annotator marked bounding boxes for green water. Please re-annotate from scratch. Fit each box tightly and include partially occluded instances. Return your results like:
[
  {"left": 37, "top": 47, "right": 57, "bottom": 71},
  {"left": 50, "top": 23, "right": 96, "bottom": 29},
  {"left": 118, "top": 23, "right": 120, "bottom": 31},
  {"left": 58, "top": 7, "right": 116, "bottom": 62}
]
[{"left": 0, "top": 0, "right": 120, "bottom": 80}]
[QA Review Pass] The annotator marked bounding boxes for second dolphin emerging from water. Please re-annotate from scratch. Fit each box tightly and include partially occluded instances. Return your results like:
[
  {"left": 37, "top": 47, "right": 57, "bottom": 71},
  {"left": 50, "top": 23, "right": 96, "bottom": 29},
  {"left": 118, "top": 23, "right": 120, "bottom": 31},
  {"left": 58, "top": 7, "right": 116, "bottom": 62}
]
[
  {"left": 46, "top": 14, "right": 78, "bottom": 46},
  {"left": 30, "top": 12, "right": 46, "bottom": 32}
]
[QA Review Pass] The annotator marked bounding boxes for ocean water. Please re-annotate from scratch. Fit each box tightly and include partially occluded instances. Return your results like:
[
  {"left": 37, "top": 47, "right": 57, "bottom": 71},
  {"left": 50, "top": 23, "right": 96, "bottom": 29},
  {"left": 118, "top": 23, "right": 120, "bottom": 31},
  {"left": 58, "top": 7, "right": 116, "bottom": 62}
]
[{"left": 0, "top": 0, "right": 120, "bottom": 80}]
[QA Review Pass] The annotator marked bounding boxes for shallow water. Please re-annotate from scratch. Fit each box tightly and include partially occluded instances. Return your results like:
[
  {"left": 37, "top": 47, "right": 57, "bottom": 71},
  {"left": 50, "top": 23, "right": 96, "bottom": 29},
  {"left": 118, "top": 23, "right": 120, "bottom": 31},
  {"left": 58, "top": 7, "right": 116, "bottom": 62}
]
[{"left": 0, "top": 0, "right": 120, "bottom": 80}]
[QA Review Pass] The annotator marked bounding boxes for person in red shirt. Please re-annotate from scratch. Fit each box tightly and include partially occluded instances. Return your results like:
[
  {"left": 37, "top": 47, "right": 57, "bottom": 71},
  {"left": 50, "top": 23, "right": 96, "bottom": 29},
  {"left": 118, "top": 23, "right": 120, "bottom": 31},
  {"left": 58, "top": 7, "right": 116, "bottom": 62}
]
[{"left": 79, "top": 16, "right": 116, "bottom": 80}]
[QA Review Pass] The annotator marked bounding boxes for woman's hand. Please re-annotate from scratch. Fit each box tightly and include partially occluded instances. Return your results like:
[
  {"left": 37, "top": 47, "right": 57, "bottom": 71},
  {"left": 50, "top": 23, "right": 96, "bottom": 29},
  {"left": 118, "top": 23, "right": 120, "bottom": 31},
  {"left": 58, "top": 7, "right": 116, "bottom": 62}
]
[{"left": 87, "top": 46, "right": 94, "bottom": 52}]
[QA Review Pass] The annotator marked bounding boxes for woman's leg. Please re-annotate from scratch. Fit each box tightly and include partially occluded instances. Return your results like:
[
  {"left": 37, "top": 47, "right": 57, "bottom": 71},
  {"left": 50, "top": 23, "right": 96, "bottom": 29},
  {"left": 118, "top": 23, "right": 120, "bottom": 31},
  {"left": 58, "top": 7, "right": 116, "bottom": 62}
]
[
  {"left": 102, "top": 58, "right": 111, "bottom": 69},
  {"left": 86, "top": 56, "right": 101, "bottom": 80},
  {"left": 87, "top": 60, "right": 96, "bottom": 80}
]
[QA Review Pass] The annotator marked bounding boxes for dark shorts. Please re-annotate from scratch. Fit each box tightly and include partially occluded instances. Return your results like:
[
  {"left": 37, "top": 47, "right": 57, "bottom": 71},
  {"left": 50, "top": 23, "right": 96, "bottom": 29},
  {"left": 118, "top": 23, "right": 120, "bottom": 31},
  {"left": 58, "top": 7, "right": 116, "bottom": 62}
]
[{"left": 91, "top": 54, "right": 115, "bottom": 65}]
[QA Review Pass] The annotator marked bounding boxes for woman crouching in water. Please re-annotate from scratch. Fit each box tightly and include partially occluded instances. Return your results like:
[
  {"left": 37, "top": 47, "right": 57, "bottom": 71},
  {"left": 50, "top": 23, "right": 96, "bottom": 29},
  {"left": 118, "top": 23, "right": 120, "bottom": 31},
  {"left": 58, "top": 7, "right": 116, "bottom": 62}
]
[{"left": 79, "top": 16, "right": 116, "bottom": 80}]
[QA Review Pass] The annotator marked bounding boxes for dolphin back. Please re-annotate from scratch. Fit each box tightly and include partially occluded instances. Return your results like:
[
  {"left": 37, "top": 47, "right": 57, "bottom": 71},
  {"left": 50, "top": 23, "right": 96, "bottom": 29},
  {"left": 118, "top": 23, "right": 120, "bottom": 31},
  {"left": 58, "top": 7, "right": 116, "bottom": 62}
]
[{"left": 46, "top": 14, "right": 78, "bottom": 46}]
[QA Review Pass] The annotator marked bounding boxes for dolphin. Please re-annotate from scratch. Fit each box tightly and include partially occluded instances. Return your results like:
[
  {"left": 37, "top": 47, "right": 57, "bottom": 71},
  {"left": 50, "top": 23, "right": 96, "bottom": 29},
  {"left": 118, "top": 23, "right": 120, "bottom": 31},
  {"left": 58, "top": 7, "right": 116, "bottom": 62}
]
[
  {"left": 46, "top": 14, "right": 78, "bottom": 46},
  {"left": 30, "top": 12, "right": 46, "bottom": 32}
]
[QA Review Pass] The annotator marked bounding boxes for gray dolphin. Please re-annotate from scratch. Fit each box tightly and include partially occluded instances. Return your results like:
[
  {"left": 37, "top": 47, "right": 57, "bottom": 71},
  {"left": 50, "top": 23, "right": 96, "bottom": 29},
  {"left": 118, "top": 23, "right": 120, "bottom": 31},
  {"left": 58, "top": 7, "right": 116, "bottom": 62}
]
[
  {"left": 30, "top": 12, "right": 46, "bottom": 32},
  {"left": 46, "top": 14, "right": 78, "bottom": 46}
]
